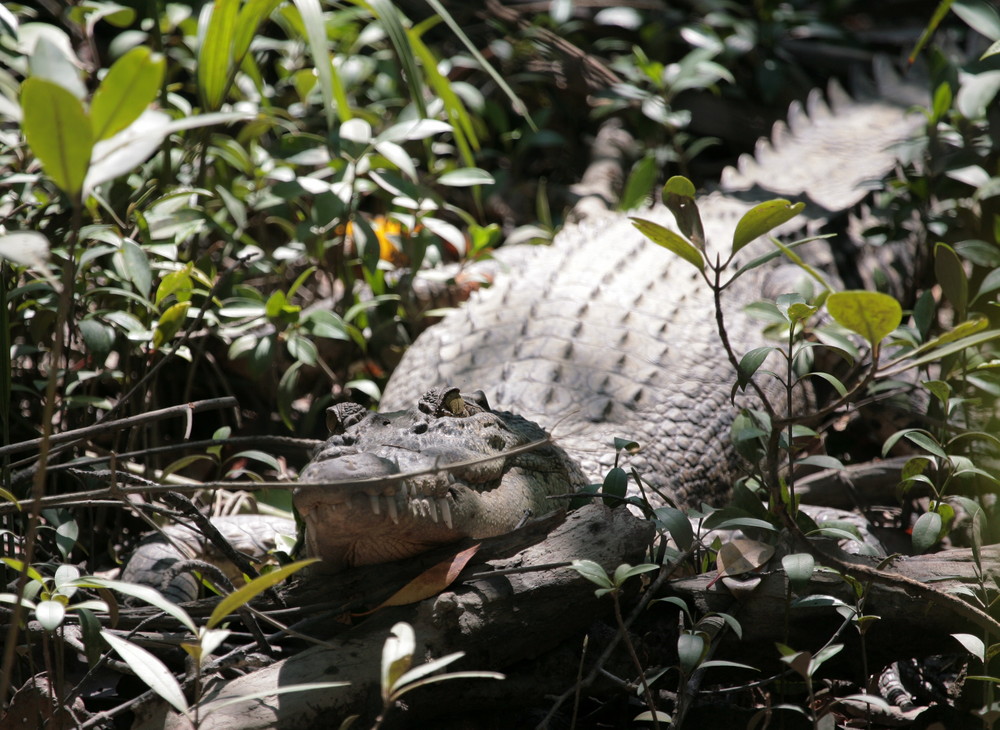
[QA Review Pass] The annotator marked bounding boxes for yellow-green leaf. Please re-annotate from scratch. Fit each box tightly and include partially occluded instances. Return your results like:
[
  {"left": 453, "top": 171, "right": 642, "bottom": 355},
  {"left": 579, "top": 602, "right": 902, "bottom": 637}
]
[
  {"left": 826, "top": 291, "right": 902, "bottom": 347},
  {"left": 91, "top": 46, "right": 166, "bottom": 141},
  {"left": 732, "top": 199, "right": 805, "bottom": 254},
  {"left": 631, "top": 217, "right": 703, "bottom": 271},
  {"left": 206, "top": 558, "right": 317, "bottom": 629},
  {"left": 197, "top": 0, "right": 240, "bottom": 110},
  {"left": 661, "top": 175, "right": 704, "bottom": 247},
  {"left": 152, "top": 301, "right": 191, "bottom": 350},
  {"left": 21, "top": 77, "right": 92, "bottom": 197}
]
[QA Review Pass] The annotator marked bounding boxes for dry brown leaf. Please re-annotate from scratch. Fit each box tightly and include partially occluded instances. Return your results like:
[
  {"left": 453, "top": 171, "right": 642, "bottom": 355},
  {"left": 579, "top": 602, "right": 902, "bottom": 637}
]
[
  {"left": 706, "top": 538, "right": 774, "bottom": 588},
  {"left": 355, "top": 544, "right": 480, "bottom": 616}
]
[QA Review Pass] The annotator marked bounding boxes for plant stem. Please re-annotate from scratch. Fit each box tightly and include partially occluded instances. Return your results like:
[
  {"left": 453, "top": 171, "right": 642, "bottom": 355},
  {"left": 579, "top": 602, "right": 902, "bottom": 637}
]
[{"left": 612, "top": 591, "right": 660, "bottom": 729}]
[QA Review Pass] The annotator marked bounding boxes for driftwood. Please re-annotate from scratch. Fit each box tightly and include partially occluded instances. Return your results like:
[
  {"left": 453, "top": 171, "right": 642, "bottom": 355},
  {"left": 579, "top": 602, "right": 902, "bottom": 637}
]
[
  {"left": 119, "top": 507, "right": 997, "bottom": 728},
  {"left": 668, "top": 545, "right": 1000, "bottom": 675},
  {"left": 132, "top": 504, "right": 655, "bottom": 729}
]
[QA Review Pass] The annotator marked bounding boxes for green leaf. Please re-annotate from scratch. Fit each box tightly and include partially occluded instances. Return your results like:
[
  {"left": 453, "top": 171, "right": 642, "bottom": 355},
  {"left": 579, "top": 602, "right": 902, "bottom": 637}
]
[
  {"left": 35, "top": 600, "right": 66, "bottom": 631},
  {"left": 207, "top": 559, "right": 317, "bottom": 629},
  {"left": 118, "top": 239, "right": 152, "bottom": 296},
  {"left": 826, "top": 291, "right": 902, "bottom": 347},
  {"left": 934, "top": 243, "right": 968, "bottom": 318},
  {"left": 197, "top": 0, "right": 239, "bottom": 110},
  {"left": 21, "top": 77, "right": 92, "bottom": 197},
  {"left": 101, "top": 631, "right": 189, "bottom": 714},
  {"left": 437, "top": 168, "right": 494, "bottom": 187},
  {"left": 953, "top": 0, "right": 1000, "bottom": 40},
  {"left": 612, "top": 563, "right": 659, "bottom": 585},
  {"left": 912, "top": 511, "right": 943, "bottom": 554},
  {"left": 630, "top": 217, "right": 703, "bottom": 271},
  {"left": 654, "top": 507, "right": 694, "bottom": 551},
  {"left": 782, "top": 553, "right": 815, "bottom": 590},
  {"left": 619, "top": 155, "right": 657, "bottom": 211},
  {"left": 732, "top": 199, "right": 804, "bottom": 255},
  {"left": 570, "top": 559, "right": 613, "bottom": 590},
  {"left": 601, "top": 467, "right": 628, "bottom": 506},
  {"left": 677, "top": 633, "right": 706, "bottom": 675},
  {"left": 661, "top": 175, "right": 704, "bottom": 246},
  {"left": 153, "top": 302, "right": 190, "bottom": 350},
  {"left": 90, "top": 46, "right": 165, "bottom": 141},
  {"left": 737, "top": 347, "right": 774, "bottom": 390}
]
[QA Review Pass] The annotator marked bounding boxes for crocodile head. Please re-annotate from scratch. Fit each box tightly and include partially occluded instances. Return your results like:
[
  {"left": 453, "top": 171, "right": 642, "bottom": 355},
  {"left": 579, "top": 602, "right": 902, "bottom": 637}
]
[{"left": 294, "top": 387, "right": 584, "bottom": 571}]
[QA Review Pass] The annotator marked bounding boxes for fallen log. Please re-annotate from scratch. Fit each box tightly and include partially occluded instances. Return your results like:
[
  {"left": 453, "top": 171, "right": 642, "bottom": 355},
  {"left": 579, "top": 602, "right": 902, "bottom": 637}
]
[{"left": 132, "top": 504, "right": 655, "bottom": 729}]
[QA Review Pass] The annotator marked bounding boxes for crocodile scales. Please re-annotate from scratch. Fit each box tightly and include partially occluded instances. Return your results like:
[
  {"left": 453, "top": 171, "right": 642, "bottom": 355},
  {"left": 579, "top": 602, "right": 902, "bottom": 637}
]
[
  {"left": 381, "top": 63, "right": 923, "bottom": 506},
  {"left": 123, "top": 62, "right": 924, "bottom": 591}
]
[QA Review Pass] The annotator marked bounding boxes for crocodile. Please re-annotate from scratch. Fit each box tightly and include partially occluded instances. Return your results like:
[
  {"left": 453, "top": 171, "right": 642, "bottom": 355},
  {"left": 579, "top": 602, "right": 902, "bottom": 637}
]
[
  {"left": 381, "top": 61, "right": 924, "bottom": 504},
  {"left": 121, "top": 387, "right": 585, "bottom": 598},
  {"left": 123, "top": 61, "right": 924, "bottom": 593}
]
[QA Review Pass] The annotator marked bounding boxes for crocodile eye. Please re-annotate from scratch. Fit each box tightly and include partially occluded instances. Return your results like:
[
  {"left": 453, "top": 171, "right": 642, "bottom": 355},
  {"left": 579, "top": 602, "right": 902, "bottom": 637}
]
[
  {"left": 326, "top": 402, "right": 368, "bottom": 434},
  {"left": 443, "top": 388, "right": 468, "bottom": 416}
]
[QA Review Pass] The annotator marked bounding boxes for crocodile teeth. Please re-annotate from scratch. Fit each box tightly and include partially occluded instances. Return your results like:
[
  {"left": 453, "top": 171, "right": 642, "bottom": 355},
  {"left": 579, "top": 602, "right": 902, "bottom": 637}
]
[
  {"left": 438, "top": 498, "right": 453, "bottom": 530},
  {"left": 369, "top": 493, "right": 381, "bottom": 516},
  {"left": 426, "top": 498, "right": 438, "bottom": 523},
  {"left": 400, "top": 483, "right": 408, "bottom": 500},
  {"left": 386, "top": 496, "right": 399, "bottom": 524}
]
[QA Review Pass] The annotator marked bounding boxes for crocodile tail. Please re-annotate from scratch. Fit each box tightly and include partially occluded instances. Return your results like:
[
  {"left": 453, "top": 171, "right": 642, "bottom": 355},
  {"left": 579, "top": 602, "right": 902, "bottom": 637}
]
[{"left": 719, "top": 57, "right": 926, "bottom": 212}]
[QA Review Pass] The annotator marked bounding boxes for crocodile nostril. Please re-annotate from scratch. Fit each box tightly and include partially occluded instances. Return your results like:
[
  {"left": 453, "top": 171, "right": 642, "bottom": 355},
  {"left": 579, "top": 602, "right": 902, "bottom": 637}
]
[{"left": 412, "top": 421, "right": 428, "bottom": 434}]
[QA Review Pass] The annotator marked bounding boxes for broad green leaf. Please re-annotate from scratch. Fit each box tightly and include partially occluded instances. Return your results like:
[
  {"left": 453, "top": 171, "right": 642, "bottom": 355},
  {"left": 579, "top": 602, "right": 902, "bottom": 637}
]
[
  {"left": 612, "top": 563, "right": 659, "bottom": 585},
  {"left": 90, "top": 46, "right": 165, "bottom": 141},
  {"left": 233, "top": 0, "right": 283, "bottom": 67},
  {"left": 207, "top": 558, "right": 317, "bottom": 629},
  {"left": 152, "top": 301, "right": 190, "bottom": 350},
  {"left": 21, "top": 77, "right": 92, "bottom": 197},
  {"left": 662, "top": 175, "right": 704, "bottom": 246},
  {"left": 631, "top": 217, "right": 703, "bottom": 271},
  {"left": 653, "top": 507, "right": 694, "bottom": 551},
  {"left": 197, "top": 0, "right": 239, "bottom": 110},
  {"left": 677, "top": 633, "right": 706, "bottom": 675},
  {"left": 826, "top": 291, "right": 902, "bottom": 347},
  {"left": 934, "top": 243, "right": 968, "bottom": 318},
  {"left": 291, "top": 0, "right": 348, "bottom": 127},
  {"left": 35, "top": 600, "right": 66, "bottom": 631},
  {"left": 437, "top": 168, "right": 494, "bottom": 187},
  {"left": 570, "top": 559, "right": 613, "bottom": 590},
  {"left": 782, "top": 553, "right": 815, "bottom": 589},
  {"left": 953, "top": 0, "right": 1000, "bottom": 40},
  {"left": 601, "top": 467, "right": 628, "bottom": 506},
  {"left": 732, "top": 199, "right": 804, "bottom": 255},
  {"left": 117, "top": 239, "right": 152, "bottom": 296},
  {"left": 912, "top": 511, "right": 943, "bottom": 554},
  {"left": 737, "top": 346, "right": 774, "bottom": 390},
  {"left": 619, "top": 155, "right": 657, "bottom": 211},
  {"left": 101, "top": 631, "right": 189, "bottom": 714},
  {"left": 155, "top": 268, "right": 193, "bottom": 305}
]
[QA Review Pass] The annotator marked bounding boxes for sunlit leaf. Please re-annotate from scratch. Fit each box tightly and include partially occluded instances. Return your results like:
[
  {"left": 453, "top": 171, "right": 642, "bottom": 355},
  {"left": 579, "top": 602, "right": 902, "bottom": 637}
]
[
  {"left": 21, "top": 77, "right": 92, "bottom": 197},
  {"left": 90, "top": 46, "right": 165, "bottom": 141},
  {"left": 101, "top": 631, "right": 189, "bottom": 714},
  {"left": 357, "top": 545, "right": 480, "bottom": 616},
  {"left": 826, "top": 291, "right": 902, "bottom": 347},
  {"left": 732, "top": 199, "right": 804, "bottom": 254},
  {"left": 631, "top": 217, "right": 703, "bottom": 271},
  {"left": 207, "top": 559, "right": 317, "bottom": 629}
]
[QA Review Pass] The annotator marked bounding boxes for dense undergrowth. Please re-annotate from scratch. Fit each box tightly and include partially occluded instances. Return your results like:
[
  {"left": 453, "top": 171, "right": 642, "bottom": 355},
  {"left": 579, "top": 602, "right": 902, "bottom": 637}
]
[{"left": 1, "top": 0, "right": 999, "bottom": 727}]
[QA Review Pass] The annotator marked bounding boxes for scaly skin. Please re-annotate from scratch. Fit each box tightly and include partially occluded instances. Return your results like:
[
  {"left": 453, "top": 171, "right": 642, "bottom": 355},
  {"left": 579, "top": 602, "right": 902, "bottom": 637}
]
[{"left": 294, "top": 387, "right": 587, "bottom": 570}]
